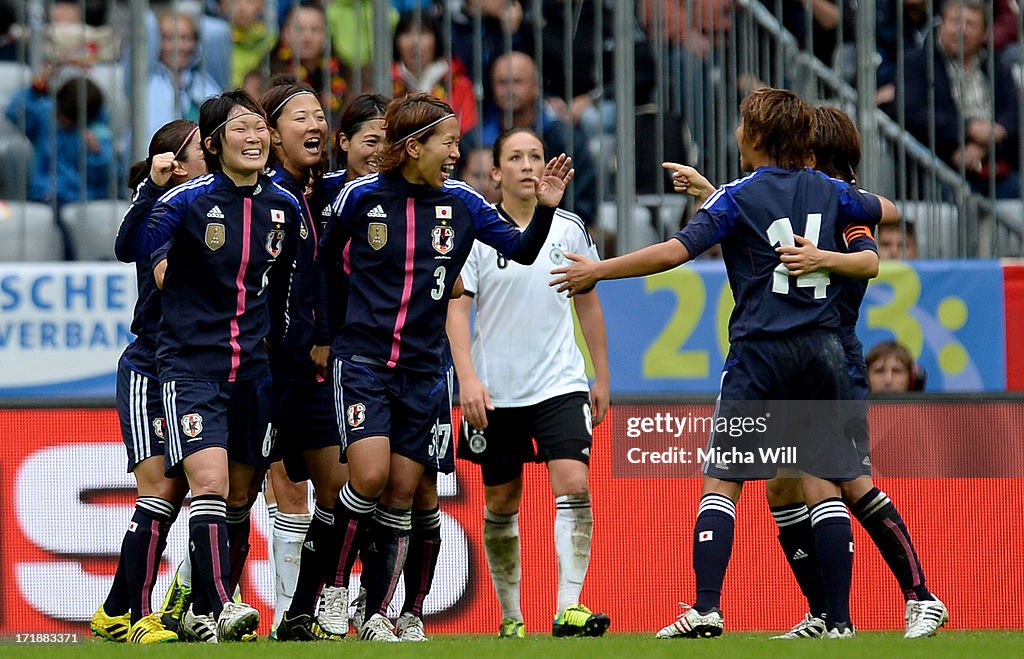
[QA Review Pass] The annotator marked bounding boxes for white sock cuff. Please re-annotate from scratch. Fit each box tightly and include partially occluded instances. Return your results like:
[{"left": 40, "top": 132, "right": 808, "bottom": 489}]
[{"left": 274, "top": 511, "right": 312, "bottom": 540}]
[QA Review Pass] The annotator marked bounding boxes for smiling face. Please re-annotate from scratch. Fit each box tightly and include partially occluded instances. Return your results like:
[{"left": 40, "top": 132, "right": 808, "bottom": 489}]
[
  {"left": 341, "top": 118, "right": 386, "bottom": 179},
  {"left": 271, "top": 93, "right": 327, "bottom": 178},
  {"left": 496, "top": 131, "right": 544, "bottom": 202},
  {"left": 403, "top": 116, "right": 461, "bottom": 188},
  {"left": 210, "top": 105, "right": 270, "bottom": 184}
]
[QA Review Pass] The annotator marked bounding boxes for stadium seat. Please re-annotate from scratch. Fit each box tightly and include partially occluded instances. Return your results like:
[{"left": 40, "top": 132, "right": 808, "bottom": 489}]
[
  {"left": 0, "top": 201, "right": 64, "bottom": 261},
  {"left": 0, "top": 117, "right": 32, "bottom": 200},
  {"left": 61, "top": 199, "right": 131, "bottom": 261},
  {"left": 895, "top": 201, "right": 959, "bottom": 258}
]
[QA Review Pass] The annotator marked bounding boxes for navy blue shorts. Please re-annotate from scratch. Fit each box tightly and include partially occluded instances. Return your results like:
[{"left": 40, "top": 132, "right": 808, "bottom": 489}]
[
  {"left": 162, "top": 373, "right": 275, "bottom": 475},
  {"left": 273, "top": 373, "right": 345, "bottom": 482},
  {"left": 116, "top": 354, "right": 167, "bottom": 472},
  {"left": 703, "top": 330, "right": 860, "bottom": 482},
  {"left": 333, "top": 357, "right": 454, "bottom": 473},
  {"left": 847, "top": 359, "right": 871, "bottom": 476},
  {"left": 457, "top": 391, "right": 592, "bottom": 487}
]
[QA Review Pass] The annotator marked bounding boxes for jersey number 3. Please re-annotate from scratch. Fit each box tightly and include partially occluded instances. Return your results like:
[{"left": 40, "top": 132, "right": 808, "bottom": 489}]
[{"left": 767, "top": 214, "right": 830, "bottom": 298}]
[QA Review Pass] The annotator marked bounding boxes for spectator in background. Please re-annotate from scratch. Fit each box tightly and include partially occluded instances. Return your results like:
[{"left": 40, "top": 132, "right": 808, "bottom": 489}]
[
  {"left": 897, "top": 0, "right": 1020, "bottom": 199},
  {"left": 876, "top": 222, "right": 919, "bottom": 259},
  {"left": 875, "top": 0, "right": 936, "bottom": 104},
  {"left": 6, "top": 75, "right": 113, "bottom": 259},
  {"left": 449, "top": 0, "right": 531, "bottom": 111},
  {"left": 326, "top": 0, "right": 396, "bottom": 91},
  {"left": 391, "top": 12, "right": 478, "bottom": 136},
  {"left": 866, "top": 340, "right": 921, "bottom": 392},
  {"left": 484, "top": 51, "right": 596, "bottom": 229},
  {"left": 221, "top": 0, "right": 274, "bottom": 88},
  {"left": 271, "top": 3, "right": 350, "bottom": 126},
  {"left": 460, "top": 145, "right": 502, "bottom": 204},
  {"left": 145, "top": 11, "right": 222, "bottom": 139}
]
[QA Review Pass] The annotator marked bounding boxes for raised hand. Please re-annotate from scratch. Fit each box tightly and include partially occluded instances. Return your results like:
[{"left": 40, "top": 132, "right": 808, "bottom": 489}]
[
  {"left": 534, "top": 153, "right": 574, "bottom": 208},
  {"left": 662, "top": 162, "right": 715, "bottom": 203},
  {"left": 150, "top": 152, "right": 179, "bottom": 187}
]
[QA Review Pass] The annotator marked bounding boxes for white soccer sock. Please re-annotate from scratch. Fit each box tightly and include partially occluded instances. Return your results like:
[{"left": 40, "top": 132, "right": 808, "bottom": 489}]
[
  {"left": 483, "top": 508, "right": 522, "bottom": 622},
  {"left": 177, "top": 552, "right": 192, "bottom": 588},
  {"left": 265, "top": 502, "right": 278, "bottom": 577},
  {"left": 272, "top": 511, "right": 311, "bottom": 627},
  {"left": 554, "top": 493, "right": 593, "bottom": 613}
]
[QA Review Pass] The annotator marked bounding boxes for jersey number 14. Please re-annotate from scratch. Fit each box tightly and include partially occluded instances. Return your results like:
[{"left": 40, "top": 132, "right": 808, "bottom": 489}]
[{"left": 767, "top": 214, "right": 830, "bottom": 298}]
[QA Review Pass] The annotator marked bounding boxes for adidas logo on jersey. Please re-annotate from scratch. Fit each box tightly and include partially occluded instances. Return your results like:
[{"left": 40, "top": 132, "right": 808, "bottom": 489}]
[
  {"left": 322, "top": 205, "right": 332, "bottom": 216},
  {"left": 304, "top": 540, "right": 316, "bottom": 552},
  {"left": 792, "top": 548, "right": 809, "bottom": 560},
  {"left": 207, "top": 205, "right": 225, "bottom": 219},
  {"left": 367, "top": 204, "right": 387, "bottom": 218}
]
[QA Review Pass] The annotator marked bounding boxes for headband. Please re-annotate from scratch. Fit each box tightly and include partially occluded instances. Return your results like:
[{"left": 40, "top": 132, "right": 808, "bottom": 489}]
[
  {"left": 172, "top": 125, "right": 200, "bottom": 160},
  {"left": 209, "top": 111, "right": 265, "bottom": 137},
  {"left": 269, "top": 90, "right": 317, "bottom": 120},
  {"left": 395, "top": 113, "right": 456, "bottom": 145}
]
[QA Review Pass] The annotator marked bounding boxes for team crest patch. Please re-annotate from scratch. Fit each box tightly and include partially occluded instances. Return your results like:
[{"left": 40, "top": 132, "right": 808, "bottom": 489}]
[
  {"left": 347, "top": 403, "right": 366, "bottom": 429},
  {"left": 299, "top": 219, "right": 309, "bottom": 240},
  {"left": 181, "top": 413, "right": 203, "bottom": 438},
  {"left": 152, "top": 418, "right": 166, "bottom": 440},
  {"left": 368, "top": 222, "right": 388, "bottom": 250},
  {"left": 205, "top": 223, "right": 226, "bottom": 251},
  {"left": 549, "top": 245, "right": 566, "bottom": 265},
  {"left": 468, "top": 429, "right": 487, "bottom": 454},
  {"left": 266, "top": 229, "right": 285, "bottom": 257},
  {"left": 432, "top": 225, "right": 455, "bottom": 254}
]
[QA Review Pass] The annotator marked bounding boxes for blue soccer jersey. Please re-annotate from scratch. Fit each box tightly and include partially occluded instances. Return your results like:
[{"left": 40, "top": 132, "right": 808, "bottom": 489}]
[
  {"left": 119, "top": 171, "right": 302, "bottom": 382},
  {"left": 317, "top": 171, "right": 555, "bottom": 374},
  {"left": 675, "top": 167, "right": 880, "bottom": 342}
]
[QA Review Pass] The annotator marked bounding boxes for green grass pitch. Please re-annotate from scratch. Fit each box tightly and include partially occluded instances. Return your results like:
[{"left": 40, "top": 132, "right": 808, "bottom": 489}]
[{"left": 3, "top": 632, "right": 1024, "bottom": 658}]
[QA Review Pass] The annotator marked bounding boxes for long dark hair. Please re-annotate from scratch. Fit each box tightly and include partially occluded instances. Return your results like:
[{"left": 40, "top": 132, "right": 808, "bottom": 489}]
[
  {"left": 127, "top": 119, "right": 199, "bottom": 189},
  {"left": 812, "top": 106, "right": 861, "bottom": 185},
  {"left": 258, "top": 76, "right": 326, "bottom": 184},
  {"left": 334, "top": 93, "right": 388, "bottom": 168},
  {"left": 199, "top": 89, "right": 267, "bottom": 172}
]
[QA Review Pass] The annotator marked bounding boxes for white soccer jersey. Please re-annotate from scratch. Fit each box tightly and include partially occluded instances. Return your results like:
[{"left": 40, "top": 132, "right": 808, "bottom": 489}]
[{"left": 460, "top": 208, "right": 600, "bottom": 407}]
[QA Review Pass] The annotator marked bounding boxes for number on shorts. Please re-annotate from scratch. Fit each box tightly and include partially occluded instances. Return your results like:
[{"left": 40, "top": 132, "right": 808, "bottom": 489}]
[{"left": 429, "top": 422, "right": 452, "bottom": 459}]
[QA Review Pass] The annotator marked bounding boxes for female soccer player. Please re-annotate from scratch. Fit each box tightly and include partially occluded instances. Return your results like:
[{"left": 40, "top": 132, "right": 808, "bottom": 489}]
[
  {"left": 315, "top": 93, "right": 573, "bottom": 641},
  {"left": 446, "top": 127, "right": 611, "bottom": 638},
  {"left": 92, "top": 120, "right": 206, "bottom": 645},
  {"left": 119, "top": 89, "right": 303, "bottom": 642}
]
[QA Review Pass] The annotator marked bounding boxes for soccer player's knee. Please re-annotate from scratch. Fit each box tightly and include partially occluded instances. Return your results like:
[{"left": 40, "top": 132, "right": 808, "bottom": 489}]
[{"left": 765, "top": 478, "right": 803, "bottom": 506}]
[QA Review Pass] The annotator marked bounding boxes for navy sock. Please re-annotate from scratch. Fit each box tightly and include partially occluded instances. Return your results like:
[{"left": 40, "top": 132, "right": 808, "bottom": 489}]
[
  {"left": 363, "top": 505, "right": 411, "bottom": 617},
  {"left": 851, "top": 487, "right": 931, "bottom": 601},
  {"left": 188, "top": 495, "right": 232, "bottom": 617},
  {"left": 693, "top": 493, "right": 736, "bottom": 613},
  {"left": 809, "top": 498, "right": 854, "bottom": 626},
  {"left": 288, "top": 503, "right": 336, "bottom": 616},
  {"left": 226, "top": 505, "right": 252, "bottom": 594},
  {"left": 330, "top": 483, "right": 377, "bottom": 588},
  {"left": 401, "top": 507, "right": 442, "bottom": 617},
  {"left": 771, "top": 503, "right": 827, "bottom": 619},
  {"left": 106, "top": 497, "right": 177, "bottom": 622}
]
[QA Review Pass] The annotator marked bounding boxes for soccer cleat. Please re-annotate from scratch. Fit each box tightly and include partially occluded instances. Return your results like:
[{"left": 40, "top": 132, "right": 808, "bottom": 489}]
[
  {"left": 358, "top": 613, "right": 401, "bottom": 642},
  {"left": 904, "top": 597, "right": 949, "bottom": 639},
  {"left": 351, "top": 586, "right": 367, "bottom": 635},
  {"left": 396, "top": 612, "right": 428, "bottom": 641},
  {"left": 90, "top": 605, "right": 131, "bottom": 642},
  {"left": 275, "top": 612, "right": 345, "bottom": 641},
  {"left": 127, "top": 614, "right": 179, "bottom": 644},
  {"left": 770, "top": 613, "right": 827, "bottom": 639},
  {"left": 498, "top": 617, "right": 526, "bottom": 639},
  {"left": 216, "top": 601, "right": 260, "bottom": 642},
  {"left": 655, "top": 603, "right": 724, "bottom": 639},
  {"left": 824, "top": 621, "right": 856, "bottom": 639},
  {"left": 317, "top": 585, "right": 349, "bottom": 637},
  {"left": 552, "top": 604, "right": 611, "bottom": 637},
  {"left": 182, "top": 608, "right": 218, "bottom": 643},
  {"left": 159, "top": 572, "right": 192, "bottom": 637}
]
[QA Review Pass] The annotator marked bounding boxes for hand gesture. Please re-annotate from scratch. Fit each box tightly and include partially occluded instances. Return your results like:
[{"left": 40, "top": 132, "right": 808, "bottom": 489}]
[
  {"left": 662, "top": 162, "right": 714, "bottom": 203},
  {"left": 534, "top": 153, "right": 574, "bottom": 208},
  {"left": 150, "top": 152, "right": 179, "bottom": 187},
  {"left": 549, "top": 251, "right": 597, "bottom": 297},
  {"left": 776, "top": 235, "right": 824, "bottom": 276}
]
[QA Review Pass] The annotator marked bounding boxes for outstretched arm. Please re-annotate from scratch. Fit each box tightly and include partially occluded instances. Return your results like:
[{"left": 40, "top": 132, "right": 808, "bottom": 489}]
[{"left": 550, "top": 238, "right": 691, "bottom": 296}]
